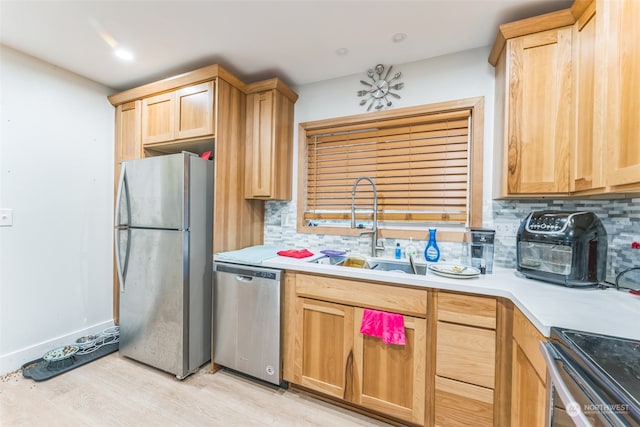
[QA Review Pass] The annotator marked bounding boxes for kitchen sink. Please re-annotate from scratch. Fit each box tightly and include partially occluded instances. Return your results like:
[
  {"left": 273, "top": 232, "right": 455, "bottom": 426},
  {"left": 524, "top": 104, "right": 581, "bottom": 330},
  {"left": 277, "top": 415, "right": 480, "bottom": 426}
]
[
  {"left": 314, "top": 255, "right": 426, "bottom": 275},
  {"left": 370, "top": 260, "right": 427, "bottom": 275}
]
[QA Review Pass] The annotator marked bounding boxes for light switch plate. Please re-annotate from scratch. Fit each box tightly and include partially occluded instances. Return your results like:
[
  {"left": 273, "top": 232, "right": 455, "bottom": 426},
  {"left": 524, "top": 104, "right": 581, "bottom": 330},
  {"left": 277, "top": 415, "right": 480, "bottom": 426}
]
[{"left": 0, "top": 209, "right": 13, "bottom": 226}]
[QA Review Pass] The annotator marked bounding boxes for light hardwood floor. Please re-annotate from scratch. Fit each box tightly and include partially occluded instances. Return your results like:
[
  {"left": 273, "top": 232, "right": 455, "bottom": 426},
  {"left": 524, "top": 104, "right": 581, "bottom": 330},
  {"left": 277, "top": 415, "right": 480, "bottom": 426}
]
[{"left": 0, "top": 353, "right": 390, "bottom": 426}]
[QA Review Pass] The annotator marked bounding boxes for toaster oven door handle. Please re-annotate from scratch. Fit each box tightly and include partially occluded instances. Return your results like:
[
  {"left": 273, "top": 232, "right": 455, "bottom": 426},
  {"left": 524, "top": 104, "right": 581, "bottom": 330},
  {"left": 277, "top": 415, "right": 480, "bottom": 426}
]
[{"left": 539, "top": 342, "right": 593, "bottom": 427}]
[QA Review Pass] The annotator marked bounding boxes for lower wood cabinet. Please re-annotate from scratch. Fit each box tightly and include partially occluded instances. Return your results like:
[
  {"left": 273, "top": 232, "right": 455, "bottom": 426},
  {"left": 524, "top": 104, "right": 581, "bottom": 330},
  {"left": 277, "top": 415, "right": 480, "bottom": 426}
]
[
  {"left": 510, "top": 308, "right": 547, "bottom": 426},
  {"left": 291, "top": 273, "right": 428, "bottom": 425},
  {"left": 285, "top": 275, "right": 518, "bottom": 427},
  {"left": 433, "top": 291, "right": 510, "bottom": 427}
]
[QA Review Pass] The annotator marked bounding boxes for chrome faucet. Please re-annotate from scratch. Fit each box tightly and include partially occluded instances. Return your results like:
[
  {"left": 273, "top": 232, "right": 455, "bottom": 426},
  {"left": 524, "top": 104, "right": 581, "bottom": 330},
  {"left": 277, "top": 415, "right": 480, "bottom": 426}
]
[{"left": 351, "top": 177, "right": 385, "bottom": 257}]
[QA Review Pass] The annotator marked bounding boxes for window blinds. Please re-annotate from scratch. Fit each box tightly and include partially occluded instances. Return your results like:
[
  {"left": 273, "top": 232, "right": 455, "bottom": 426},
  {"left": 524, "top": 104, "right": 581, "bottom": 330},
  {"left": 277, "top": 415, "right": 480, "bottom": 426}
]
[{"left": 303, "top": 110, "right": 472, "bottom": 225}]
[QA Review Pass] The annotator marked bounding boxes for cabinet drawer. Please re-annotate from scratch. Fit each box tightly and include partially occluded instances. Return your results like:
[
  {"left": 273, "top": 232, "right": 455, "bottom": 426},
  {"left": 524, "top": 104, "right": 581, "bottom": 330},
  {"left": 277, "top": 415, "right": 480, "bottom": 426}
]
[
  {"left": 434, "top": 376, "right": 494, "bottom": 427},
  {"left": 437, "top": 292, "right": 496, "bottom": 329},
  {"left": 295, "top": 273, "right": 428, "bottom": 317},
  {"left": 436, "top": 321, "right": 496, "bottom": 388}
]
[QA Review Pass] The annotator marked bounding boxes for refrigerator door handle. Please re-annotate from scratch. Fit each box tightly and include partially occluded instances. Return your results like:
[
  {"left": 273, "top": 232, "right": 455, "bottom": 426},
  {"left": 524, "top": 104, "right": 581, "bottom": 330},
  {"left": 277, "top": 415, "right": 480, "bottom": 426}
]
[
  {"left": 115, "top": 228, "right": 132, "bottom": 293},
  {"left": 115, "top": 164, "right": 125, "bottom": 227},
  {"left": 115, "top": 164, "right": 132, "bottom": 292}
]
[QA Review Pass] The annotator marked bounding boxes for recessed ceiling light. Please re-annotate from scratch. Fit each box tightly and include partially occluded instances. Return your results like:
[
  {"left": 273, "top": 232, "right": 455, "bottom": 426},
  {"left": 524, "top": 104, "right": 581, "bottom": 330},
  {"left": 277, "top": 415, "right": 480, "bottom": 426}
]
[
  {"left": 114, "top": 48, "right": 134, "bottom": 61},
  {"left": 392, "top": 33, "right": 407, "bottom": 43},
  {"left": 335, "top": 47, "right": 349, "bottom": 56}
]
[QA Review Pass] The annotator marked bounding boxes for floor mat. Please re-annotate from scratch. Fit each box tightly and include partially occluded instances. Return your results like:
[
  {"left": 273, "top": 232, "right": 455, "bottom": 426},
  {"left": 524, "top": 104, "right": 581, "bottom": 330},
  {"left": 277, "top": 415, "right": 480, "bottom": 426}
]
[{"left": 21, "top": 342, "right": 119, "bottom": 382}]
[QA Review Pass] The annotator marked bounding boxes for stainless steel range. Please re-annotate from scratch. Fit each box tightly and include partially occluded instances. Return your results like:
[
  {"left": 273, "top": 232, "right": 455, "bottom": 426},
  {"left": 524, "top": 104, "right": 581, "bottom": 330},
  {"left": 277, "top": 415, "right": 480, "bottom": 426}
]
[{"left": 541, "top": 328, "right": 640, "bottom": 426}]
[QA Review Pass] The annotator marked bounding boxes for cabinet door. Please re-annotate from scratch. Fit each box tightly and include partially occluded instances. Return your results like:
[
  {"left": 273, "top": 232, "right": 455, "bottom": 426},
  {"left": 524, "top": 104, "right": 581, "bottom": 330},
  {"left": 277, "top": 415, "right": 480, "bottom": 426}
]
[
  {"left": 115, "top": 100, "right": 142, "bottom": 164},
  {"left": 572, "top": 1, "right": 604, "bottom": 192},
  {"left": 141, "top": 92, "right": 174, "bottom": 144},
  {"left": 352, "top": 308, "right": 426, "bottom": 425},
  {"left": 510, "top": 343, "right": 547, "bottom": 426},
  {"left": 434, "top": 376, "right": 494, "bottom": 427},
  {"left": 245, "top": 91, "right": 274, "bottom": 198},
  {"left": 245, "top": 89, "right": 294, "bottom": 200},
  {"left": 511, "top": 308, "right": 547, "bottom": 426},
  {"left": 604, "top": 0, "right": 640, "bottom": 189},
  {"left": 294, "top": 298, "right": 354, "bottom": 400},
  {"left": 175, "top": 81, "right": 214, "bottom": 140},
  {"left": 506, "top": 27, "right": 572, "bottom": 194}
]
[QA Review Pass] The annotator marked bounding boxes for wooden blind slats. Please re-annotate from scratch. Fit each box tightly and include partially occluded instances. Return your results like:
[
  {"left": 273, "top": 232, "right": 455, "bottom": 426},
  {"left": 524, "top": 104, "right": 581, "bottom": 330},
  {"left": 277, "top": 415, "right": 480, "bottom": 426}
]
[
  {"left": 304, "top": 109, "right": 472, "bottom": 225},
  {"left": 305, "top": 111, "right": 471, "bottom": 137}
]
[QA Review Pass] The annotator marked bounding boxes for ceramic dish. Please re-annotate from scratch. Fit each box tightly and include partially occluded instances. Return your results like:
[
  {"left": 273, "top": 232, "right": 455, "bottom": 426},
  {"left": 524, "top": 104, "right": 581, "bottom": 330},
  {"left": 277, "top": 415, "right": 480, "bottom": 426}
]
[
  {"left": 428, "top": 264, "right": 480, "bottom": 279},
  {"left": 42, "top": 345, "right": 79, "bottom": 362}
]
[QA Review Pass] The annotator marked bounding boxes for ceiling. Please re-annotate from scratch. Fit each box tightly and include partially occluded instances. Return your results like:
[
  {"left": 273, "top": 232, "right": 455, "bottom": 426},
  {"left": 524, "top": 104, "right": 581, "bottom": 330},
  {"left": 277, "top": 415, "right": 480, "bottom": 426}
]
[{"left": 0, "top": 0, "right": 572, "bottom": 92}]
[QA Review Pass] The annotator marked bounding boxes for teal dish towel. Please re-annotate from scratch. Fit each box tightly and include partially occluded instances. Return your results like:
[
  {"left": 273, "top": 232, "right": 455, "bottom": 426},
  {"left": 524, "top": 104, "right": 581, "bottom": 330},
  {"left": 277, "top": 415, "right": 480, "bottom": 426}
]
[{"left": 215, "top": 245, "right": 283, "bottom": 264}]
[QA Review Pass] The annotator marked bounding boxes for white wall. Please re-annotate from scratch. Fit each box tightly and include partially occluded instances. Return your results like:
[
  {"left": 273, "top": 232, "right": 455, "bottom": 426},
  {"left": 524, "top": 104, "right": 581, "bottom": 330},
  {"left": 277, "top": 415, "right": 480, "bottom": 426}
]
[{"left": 0, "top": 46, "right": 115, "bottom": 373}]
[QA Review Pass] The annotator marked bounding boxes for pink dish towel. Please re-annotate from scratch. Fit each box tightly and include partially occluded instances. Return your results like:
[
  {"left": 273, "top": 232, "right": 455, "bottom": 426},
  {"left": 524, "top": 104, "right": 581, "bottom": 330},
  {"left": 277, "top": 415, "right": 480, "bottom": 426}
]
[{"left": 359, "top": 309, "right": 406, "bottom": 345}]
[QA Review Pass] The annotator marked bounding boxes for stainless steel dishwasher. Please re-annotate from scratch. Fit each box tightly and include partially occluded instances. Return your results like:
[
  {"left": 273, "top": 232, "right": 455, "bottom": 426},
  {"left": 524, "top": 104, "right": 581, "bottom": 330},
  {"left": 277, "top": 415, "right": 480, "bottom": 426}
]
[{"left": 212, "top": 262, "right": 283, "bottom": 385}]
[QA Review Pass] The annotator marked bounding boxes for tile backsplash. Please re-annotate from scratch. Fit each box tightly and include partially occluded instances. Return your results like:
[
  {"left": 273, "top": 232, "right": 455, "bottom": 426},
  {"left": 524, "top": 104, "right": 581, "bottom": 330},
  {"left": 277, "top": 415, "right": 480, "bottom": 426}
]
[{"left": 264, "top": 198, "right": 640, "bottom": 283}]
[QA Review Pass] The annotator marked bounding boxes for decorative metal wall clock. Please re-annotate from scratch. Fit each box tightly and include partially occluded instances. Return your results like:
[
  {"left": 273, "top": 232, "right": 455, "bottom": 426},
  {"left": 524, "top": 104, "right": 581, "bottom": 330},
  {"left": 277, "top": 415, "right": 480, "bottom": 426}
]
[{"left": 358, "top": 64, "right": 403, "bottom": 111}]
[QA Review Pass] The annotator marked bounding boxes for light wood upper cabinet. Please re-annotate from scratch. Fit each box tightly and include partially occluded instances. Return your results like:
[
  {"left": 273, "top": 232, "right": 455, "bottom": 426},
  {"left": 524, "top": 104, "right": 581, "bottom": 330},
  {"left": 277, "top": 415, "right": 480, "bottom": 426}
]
[
  {"left": 141, "top": 81, "right": 214, "bottom": 145},
  {"left": 603, "top": 0, "right": 640, "bottom": 190},
  {"left": 571, "top": 0, "right": 603, "bottom": 193},
  {"left": 492, "top": 1, "right": 640, "bottom": 198},
  {"left": 115, "top": 100, "right": 142, "bottom": 164},
  {"left": 496, "top": 26, "right": 573, "bottom": 196},
  {"left": 245, "top": 87, "right": 295, "bottom": 200}
]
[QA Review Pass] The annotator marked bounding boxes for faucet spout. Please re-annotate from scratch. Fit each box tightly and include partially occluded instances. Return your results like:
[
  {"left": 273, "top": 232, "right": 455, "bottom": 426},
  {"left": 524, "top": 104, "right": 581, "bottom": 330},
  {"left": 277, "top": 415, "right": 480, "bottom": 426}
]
[{"left": 351, "top": 177, "right": 383, "bottom": 257}]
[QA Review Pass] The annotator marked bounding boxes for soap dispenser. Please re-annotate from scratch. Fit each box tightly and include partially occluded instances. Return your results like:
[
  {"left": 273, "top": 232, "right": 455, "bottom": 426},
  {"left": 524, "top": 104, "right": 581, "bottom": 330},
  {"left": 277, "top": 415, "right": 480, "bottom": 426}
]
[
  {"left": 424, "top": 228, "right": 440, "bottom": 262},
  {"left": 405, "top": 238, "right": 418, "bottom": 259},
  {"left": 395, "top": 243, "right": 402, "bottom": 259}
]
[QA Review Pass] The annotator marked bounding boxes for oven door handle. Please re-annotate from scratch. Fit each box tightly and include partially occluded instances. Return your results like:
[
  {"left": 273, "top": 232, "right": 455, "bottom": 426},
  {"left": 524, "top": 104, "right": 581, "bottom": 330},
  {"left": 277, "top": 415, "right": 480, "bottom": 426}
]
[{"left": 539, "top": 342, "right": 593, "bottom": 427}]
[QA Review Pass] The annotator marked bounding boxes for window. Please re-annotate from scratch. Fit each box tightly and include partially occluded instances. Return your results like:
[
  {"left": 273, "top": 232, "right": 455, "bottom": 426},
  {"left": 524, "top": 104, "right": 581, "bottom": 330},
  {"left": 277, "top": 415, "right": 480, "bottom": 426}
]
[{"left": 297, "top": 97, "right": 484, "bottom": 241}]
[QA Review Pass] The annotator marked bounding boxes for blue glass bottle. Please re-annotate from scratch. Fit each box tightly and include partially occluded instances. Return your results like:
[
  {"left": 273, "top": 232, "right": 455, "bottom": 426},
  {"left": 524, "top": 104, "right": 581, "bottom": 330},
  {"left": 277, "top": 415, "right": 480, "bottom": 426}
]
[{"left": 424, "top": 228, "right": 440, "bottom": 262}]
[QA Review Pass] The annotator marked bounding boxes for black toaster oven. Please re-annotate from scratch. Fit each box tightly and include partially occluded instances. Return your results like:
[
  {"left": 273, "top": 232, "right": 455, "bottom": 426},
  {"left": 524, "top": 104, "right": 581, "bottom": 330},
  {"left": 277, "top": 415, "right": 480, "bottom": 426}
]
[{"left": 516, "top": 211, "right": 608, "bottom": 287}]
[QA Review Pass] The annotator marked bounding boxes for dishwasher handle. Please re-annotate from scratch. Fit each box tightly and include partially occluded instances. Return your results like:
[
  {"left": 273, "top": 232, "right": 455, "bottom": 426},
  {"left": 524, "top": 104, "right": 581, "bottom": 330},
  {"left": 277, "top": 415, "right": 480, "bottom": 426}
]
[{"left": 214, "top": 262, "right": 281, "bottom": 281}]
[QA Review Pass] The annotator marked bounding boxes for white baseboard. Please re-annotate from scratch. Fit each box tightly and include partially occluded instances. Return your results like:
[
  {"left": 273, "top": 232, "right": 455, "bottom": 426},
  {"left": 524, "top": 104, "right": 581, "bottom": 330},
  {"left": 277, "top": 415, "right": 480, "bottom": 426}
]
[{"left": 0, "top": 320, "right": 115, "bottom": 375}]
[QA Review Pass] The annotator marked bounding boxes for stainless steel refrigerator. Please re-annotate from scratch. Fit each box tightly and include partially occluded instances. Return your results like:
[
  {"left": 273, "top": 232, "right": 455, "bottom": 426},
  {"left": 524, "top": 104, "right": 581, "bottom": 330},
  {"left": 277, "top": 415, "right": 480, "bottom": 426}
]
[{"left": 114, "top": 152, "right": 213, "bottom": 379}]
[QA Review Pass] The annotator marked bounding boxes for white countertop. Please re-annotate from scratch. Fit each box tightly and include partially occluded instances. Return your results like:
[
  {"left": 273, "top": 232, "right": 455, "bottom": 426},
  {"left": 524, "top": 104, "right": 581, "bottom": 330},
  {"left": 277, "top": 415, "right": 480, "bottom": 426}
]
[{"left": 256, "top": 254, "right": 640, "bottom": 341}]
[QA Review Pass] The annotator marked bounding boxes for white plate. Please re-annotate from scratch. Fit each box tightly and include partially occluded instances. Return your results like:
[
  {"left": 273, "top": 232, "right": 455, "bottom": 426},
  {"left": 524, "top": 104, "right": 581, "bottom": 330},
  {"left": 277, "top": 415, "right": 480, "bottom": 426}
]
[{"left": 428, "top": 264, "right": 480, "bottom": 279}]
